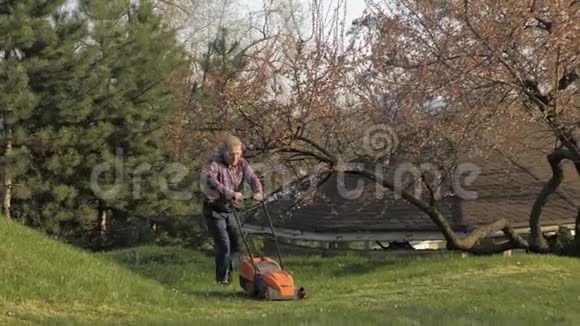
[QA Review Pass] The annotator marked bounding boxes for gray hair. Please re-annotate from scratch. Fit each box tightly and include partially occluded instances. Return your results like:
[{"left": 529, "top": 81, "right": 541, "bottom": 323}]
[{"left": 221, "top": 135, "right": 243, "bottom": 153}]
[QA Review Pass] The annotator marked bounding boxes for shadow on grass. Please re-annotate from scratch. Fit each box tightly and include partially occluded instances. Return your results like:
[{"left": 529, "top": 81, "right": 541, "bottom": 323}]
[
  {"left": 99, "top": 246, "right": 218, "bottom": 294},
  {"left": 283, "top": 256, "right": 404, "bottom": 278},
  {"left": 102, "top": 245, "right": 411, "bottom": 300},
  {"left": 186, "top": 289, "right": 248, "bottom": 300},
  {"left": 332, "top": 260, "right": 399, "bottom": 277}
]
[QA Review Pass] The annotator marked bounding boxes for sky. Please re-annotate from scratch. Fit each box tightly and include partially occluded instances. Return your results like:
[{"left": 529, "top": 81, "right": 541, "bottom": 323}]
[
  {"left": 241, "top": 0, "right": 368, "bottom": 26},
  {"left": 64, "top": 0, "right": 369, "bottom": 47},
  {"left": 339, "top": 0, "right": 368, "bottom": 25},
  {"left": 342, "top": 0, "right": 368, "bottom": 25},
  {"left": 65, "top": 0, "right": 368, "bottom": 27},
  {"left": 65, "top": 0, "right": 368, "bottom": 20}
]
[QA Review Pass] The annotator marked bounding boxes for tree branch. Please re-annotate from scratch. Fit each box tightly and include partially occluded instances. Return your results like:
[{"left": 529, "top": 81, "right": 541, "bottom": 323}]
[
  {"left": 156, "top": 0, "right": 192, "bottom": 15},
  {"left": 529, "top": 147, "right": 568, "bottom": 252},
  {"left": 575, "top": 207, "right": 580, "bottom": 250},
  {"left": 343, "top": 166, "right": 528, "bottom": 254},
  {"left": 273, "top": 147, "right": 335, "bottom": 165},
  {"left": 557, "top": 70, "right": 578, "bottom": 91},
  {"left": 272, "top": 136, "right": 529, "bottom": 255},
  {"left": 453, "top": 218, "right": 529, "bottom": 252},
  {"left": 469, "top": 240, "right": 518, "bottom": 255},
  {"left": 295, "top": 136, "right": 336, "bottom": 161}
]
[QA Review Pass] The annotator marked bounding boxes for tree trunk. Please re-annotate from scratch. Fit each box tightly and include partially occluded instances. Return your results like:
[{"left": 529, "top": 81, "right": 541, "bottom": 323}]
[
  {"left": 574, "top": 163, "right": 580, "bottom": 253},
  {"left": 345, "top": 168, "right": 529, "bottom": 254},
  {"left": 575, "top": 207, "right": 580, "bottom": 250},
  {"left": 337, "top": 241, "right": 351, "bottom": 250},
  {"left": 280, "top": 145, "right": 529, "bottom": 254},
  {"left": 364, "top": 241, "right": 371, "bottom": 250},
  {"left": 97, "top": 203, "right": 108, "bottom": 237},
  {"left": 449, "top": 218, "right": 529, "bottom": 254},
  {"left": 2, "top": 126, "right": 12, "bottom": 220},
  {"left": 529, "top": 148, "right": 567, "bottom": 252}
]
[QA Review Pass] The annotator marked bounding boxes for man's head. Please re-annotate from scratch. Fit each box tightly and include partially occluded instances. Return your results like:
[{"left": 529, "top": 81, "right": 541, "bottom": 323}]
[{"left": 221, "top": 135, "right": 243, "bottom": 166}]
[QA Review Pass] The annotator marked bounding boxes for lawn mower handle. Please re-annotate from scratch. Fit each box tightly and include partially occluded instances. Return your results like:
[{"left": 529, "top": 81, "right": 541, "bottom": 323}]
[
  {"left": 230, "top": 201, "right": 260, "bottom": 274},
  {"left": 259, "top": 200, "right": 285, "bottom": 270},
  {"left": 231, "top": 196, "right": 285, "bottom": 271}
]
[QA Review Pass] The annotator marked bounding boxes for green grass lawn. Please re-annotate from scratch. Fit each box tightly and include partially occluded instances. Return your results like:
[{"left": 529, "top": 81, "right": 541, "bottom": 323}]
[{"left": 1, "top": 219, "right": 580, "bottom": 325}]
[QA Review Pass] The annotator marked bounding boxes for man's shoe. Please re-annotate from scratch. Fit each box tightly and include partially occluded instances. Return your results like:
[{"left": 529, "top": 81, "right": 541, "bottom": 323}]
[{"left": 217, "top": 280, "right": 230, "bottom": 286}]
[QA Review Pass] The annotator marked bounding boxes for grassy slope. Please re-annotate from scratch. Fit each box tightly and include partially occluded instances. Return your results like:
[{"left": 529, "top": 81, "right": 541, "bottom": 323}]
[{"left": 1, "top": 219, "right": 580, "bottom": 325}]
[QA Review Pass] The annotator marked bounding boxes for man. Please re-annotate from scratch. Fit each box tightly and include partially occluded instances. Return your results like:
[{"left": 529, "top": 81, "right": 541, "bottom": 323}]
[{"left": 202, "top": 135, "right": 264, "bottom": 285}]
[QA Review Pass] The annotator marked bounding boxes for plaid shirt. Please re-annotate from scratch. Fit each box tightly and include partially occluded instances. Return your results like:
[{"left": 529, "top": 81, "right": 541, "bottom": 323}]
[{"left": 203, "top": 154, "right": 263, "bottom": 211}]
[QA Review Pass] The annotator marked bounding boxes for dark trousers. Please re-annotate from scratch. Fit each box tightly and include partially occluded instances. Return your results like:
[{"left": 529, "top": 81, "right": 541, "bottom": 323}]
[{"left": 203, "top": 203, "right": 242, "bottom": 282}]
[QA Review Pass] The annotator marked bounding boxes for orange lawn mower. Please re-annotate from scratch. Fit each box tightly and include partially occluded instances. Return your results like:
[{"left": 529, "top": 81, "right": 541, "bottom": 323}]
[{"left": 231, "top": 200, "right": 306, "bottom": 301}]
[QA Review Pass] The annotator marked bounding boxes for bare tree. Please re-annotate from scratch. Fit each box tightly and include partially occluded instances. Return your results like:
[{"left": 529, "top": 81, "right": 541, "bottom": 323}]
[
  {"left": 346, "top": 0, "right": 579, "bottom": 253},
  {"left": 166, "top": 0, "right": 578, "bottom": 254}
]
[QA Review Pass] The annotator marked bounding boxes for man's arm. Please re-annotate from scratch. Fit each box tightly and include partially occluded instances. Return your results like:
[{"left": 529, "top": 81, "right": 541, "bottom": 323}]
[
  {"left": 205, "top": 161, "right": 234, "bottom": 201},
  {"left": 243, "top": 160, "right": 263, "bottom": 195}
]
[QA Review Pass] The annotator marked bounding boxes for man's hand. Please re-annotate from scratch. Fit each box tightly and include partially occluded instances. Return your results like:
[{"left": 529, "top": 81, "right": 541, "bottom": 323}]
[
  {"left": 253, "top": 192, "right": 264, "bottom": 202},
  {"left": 233, "top": 192, "right": 244, "bottom": 203}
]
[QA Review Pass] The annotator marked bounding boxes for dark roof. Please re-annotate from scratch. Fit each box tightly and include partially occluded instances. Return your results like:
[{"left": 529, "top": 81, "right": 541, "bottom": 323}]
[
  {"left": 459, "top": 153, "right": 578, "bottom": 230},
  {"left": 247, "top": 149, "right": 578, "bottom": 234}
]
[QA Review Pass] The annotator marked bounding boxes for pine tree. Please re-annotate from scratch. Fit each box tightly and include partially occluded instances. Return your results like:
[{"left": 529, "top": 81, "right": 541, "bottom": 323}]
[
  {"left": 28, "top": 0, "right": 189, "bottom": 247},
  {"left": 1, "top": 0, "right": 190, "bottom": 247},
  {"left": 22, "top": 7, "right": 99, "bottom": 237},
  {"left": 0, "top": 0, "right": 70, "bottom": 220}
]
